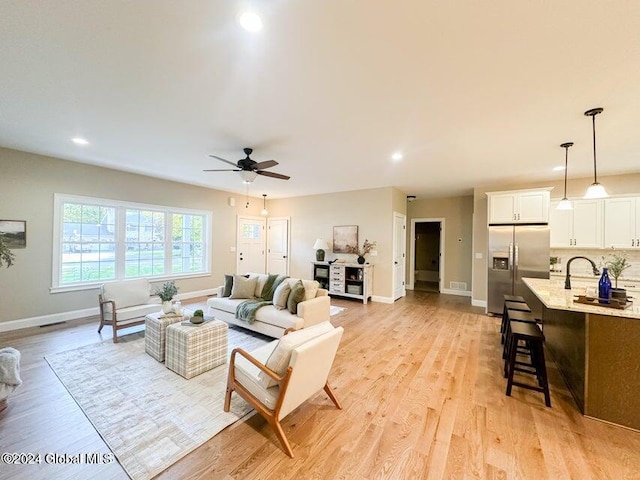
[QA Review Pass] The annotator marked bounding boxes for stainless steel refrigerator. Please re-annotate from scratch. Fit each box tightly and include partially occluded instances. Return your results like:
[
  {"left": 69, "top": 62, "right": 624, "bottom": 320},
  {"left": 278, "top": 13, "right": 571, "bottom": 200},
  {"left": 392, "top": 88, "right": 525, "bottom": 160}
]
[{"left": 487, "top": 224, "right": 550, "bottom": 315}]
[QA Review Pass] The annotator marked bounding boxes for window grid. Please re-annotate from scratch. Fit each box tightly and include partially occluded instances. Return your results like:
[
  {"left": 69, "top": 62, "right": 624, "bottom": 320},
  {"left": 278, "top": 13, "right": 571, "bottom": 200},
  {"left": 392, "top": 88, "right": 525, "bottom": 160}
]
[{"left": 54, "top": 196, "right": 210, "bottom": 288}]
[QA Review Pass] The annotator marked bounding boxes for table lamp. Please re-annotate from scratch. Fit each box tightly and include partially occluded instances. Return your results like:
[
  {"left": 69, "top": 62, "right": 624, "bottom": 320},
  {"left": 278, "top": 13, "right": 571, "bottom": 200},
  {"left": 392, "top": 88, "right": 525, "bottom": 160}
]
[{"left": 313, "top": 238, "right": 329, "bottom": 262}]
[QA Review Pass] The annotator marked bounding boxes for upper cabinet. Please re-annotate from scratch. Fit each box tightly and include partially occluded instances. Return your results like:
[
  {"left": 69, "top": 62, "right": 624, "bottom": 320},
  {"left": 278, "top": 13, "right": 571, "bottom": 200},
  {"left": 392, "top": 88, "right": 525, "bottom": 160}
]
[
  {"left": 549, "top": 200, "right": 603, "bottom": 248},
  {"left": 604, "top": 197, "right": 640, "bottom": 249},
  {"left": 487, "top": 189, "right": 551, "bottom": 224}
]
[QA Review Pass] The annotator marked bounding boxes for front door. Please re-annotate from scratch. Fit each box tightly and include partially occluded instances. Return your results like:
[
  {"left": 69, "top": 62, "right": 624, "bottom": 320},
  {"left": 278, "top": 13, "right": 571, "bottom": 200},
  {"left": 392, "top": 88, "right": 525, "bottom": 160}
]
[
  {"left": 267, "top": 217, "right": 290, "bottom": 275},
  {"left": 393, "top": 212, "right": 407, "bottom": 300},
  {"left": 237, "top": 216, "right": 266, "bottom": 274}
]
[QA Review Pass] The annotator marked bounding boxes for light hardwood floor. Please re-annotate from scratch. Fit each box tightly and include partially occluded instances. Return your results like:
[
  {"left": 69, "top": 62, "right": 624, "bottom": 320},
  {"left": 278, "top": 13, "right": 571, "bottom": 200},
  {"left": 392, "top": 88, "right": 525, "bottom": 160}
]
[{"left": 1, "top": 291, "right": 639, "bottom": 479}]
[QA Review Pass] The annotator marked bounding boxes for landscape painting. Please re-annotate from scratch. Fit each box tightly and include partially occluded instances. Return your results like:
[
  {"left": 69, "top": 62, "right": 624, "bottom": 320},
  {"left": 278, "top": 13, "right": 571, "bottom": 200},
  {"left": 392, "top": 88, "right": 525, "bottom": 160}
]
[
  {"left": 333, "top": 225, "right": 358, "bottom": 253},
  {"left": 0, "top": 220, "right": 27, "bottom": 248}
]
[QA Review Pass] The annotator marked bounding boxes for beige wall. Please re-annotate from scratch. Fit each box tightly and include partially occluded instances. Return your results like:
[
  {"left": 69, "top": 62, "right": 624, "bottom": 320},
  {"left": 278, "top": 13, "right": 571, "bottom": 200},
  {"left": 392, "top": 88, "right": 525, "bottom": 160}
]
[
  {"left": 0, "top": 147, "right": 263, "bottom": 324},
  {"left": 0, "top": 147, "right": 406, "bottom": 324},
  {"left": 471, "top": 172, "right": 640, "bottom": 304},
  {"left": 407, "top": 195, "right": 474, "bottom": 292},
  {"left": 266, "top": 187, "right": 402, "bottom": 300}
]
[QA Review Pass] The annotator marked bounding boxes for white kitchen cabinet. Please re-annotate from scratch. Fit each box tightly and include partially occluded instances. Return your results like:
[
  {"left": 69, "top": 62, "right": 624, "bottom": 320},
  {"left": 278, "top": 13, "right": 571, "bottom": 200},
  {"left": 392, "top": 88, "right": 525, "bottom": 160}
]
[
  {"left": 549, "top": 199, "right": 603, "bottom": 248},
  {"left": 487, "top": 189, "right": 550, "bottom": 224},
  {"left": 604, "top": 197, "right": 640, "bottom": 249}
]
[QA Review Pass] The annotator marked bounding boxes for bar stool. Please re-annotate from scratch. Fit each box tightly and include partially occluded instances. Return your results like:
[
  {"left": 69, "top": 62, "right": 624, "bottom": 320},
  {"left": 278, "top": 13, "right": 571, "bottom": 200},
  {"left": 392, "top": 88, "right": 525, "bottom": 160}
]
[
  {"left": 502, "top": 309, "right": 538, "bottom": 359},
  {"left": 504, "top": 320, "right": 551, "bottom": 407},
  {"left": 503, "top": 294, "right": 526, "bottom": 303},
  {"left": 501, "top": 300, "right": 531, "bottom": 344}
]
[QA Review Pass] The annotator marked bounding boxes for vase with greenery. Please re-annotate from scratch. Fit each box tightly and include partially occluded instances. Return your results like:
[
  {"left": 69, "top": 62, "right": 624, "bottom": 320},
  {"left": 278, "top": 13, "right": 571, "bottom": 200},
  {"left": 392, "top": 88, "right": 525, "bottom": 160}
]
[
  {"left": 0, "top": 237, "right": 15, "bottom": 269},
  {"left": 346, "top": 239, "right": 377, "bottom": 264},
  {"left": 155, "top": 280, "right": 179, "bottom": 313},
  {"left": 603, "top": 252, "right": 631, "bottom": 293}
]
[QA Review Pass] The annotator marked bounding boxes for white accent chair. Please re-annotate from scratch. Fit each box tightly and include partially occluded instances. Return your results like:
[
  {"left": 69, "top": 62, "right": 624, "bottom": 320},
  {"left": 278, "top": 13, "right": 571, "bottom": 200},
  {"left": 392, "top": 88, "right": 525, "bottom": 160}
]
[
  {"left": 98, "top": 278, "right": 160, "bottom": 343},
  {"left": 224, "top": 321, "right": 344, "bottom": 457}
]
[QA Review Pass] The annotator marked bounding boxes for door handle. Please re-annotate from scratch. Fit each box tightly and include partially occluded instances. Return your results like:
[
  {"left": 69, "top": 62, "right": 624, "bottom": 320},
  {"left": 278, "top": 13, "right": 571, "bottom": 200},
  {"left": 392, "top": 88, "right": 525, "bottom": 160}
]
[{"left": 508, "top": 243, "right": 514, "bottom": 270}]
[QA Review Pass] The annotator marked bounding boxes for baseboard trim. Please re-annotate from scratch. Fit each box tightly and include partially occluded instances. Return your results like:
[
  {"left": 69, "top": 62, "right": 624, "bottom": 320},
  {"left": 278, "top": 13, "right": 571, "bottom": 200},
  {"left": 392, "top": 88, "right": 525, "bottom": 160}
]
[
  {"left": 371, "top": 295, "right": 394, "bottom": 304},
  {"left": 471, "top": 299, "right": 487, "bottom": 308},
  {"left": 441, "top": 288, "right": 472, "bottom": 297},
  {"left": 0, "top": 288, "right": 217, "bottom": 333}
]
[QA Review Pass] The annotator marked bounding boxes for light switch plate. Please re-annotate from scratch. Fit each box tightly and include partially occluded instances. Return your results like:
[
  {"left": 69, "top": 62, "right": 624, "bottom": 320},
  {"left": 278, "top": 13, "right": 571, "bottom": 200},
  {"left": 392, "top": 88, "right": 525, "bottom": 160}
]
[{"left": 475, "top": 252, "right": 483, "bottom": 259}]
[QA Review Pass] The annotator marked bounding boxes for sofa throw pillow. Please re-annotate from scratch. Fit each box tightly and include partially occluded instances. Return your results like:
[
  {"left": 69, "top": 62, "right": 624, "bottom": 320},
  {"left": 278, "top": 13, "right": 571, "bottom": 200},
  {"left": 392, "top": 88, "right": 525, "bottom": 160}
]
[
  {"left": 273, "top": 281, "right": 291, "bottom": 310},
  {"left": 222, "top": 274, "right": 234, "bottom": 297},
  {"left": 302, "top": 279, "right": 320, "bottom": 301},
  {"left": 230, "top": 275, "right": 258, "bottom": 299},
  {"left": 287, "top": 280, "right": 305, "bottom": 314},
  {"left": 259, "top": 321, "right": 335, "bottom": 388}
]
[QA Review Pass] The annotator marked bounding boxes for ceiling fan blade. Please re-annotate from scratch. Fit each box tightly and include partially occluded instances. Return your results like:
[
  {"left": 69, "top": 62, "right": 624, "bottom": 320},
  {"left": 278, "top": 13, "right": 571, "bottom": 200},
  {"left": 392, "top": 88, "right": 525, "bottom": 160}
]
[
  {"left": 209, "top": 155, "right": 239, "bottom": 168},
  {"left": 203, "top": 168, "right": 241, "bottom": 172},
  {"left": 257, "top": 170, "right": 290, "bottom": 180},
  {"left": 252, "top": 160, "right": 278, "bottom": 170}
]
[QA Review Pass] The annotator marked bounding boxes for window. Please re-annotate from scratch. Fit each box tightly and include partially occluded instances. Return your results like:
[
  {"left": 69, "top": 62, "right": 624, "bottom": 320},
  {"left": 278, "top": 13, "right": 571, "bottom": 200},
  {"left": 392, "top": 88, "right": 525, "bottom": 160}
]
[{"left": 53, "top": 194, "right": 211, "bottom": 291}]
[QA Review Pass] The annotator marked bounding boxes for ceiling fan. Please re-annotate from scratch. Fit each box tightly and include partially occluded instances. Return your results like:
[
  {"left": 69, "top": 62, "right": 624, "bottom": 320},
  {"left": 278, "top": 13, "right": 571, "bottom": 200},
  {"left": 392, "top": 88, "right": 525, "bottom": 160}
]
[{"left": 204, "top": 147, "right": 290, "bottom": 182}]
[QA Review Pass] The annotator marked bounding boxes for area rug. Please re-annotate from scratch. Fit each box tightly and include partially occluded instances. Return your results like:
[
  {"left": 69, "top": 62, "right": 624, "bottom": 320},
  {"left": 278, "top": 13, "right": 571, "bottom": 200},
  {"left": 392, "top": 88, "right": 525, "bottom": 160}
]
[
  {"left": 45, "top": 327, "right": 269, "bottom": 480},
  {"left": 330, "top": 305, "right": 346, "bottom": 316}
]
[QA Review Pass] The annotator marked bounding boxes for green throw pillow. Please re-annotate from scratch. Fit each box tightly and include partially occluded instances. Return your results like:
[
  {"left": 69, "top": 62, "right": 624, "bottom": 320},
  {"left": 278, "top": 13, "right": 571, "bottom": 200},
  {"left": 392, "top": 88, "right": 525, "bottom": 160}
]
[
  {"left": 222, "top": 274, "right": 234, "bottom": 297},
  {"left": 287, "top": 280, "right": 305, "bottom": 314}
]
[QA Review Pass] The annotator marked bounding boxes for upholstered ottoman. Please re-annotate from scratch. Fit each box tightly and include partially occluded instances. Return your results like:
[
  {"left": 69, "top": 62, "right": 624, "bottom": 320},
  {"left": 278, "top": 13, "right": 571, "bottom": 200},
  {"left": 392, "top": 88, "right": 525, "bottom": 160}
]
[
  {"left": 165, "top": 320, "right": 228, "bottom": 379},
  {"left": 145, "top": 312, "right": 184, "bottom": 362}
]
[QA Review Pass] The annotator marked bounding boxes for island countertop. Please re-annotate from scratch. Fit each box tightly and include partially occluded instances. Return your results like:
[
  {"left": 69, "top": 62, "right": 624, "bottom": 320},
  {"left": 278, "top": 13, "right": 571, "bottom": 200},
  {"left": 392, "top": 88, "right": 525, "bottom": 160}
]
[{"left": 522, "top": 277, "right": 640, "bottom": 320}]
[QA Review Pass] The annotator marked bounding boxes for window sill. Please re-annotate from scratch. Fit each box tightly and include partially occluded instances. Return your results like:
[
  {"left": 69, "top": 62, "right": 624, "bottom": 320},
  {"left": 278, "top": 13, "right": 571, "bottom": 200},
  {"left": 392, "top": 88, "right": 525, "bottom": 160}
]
[{"left": 50, "top": 272, "right": 212, "bottom": 294}]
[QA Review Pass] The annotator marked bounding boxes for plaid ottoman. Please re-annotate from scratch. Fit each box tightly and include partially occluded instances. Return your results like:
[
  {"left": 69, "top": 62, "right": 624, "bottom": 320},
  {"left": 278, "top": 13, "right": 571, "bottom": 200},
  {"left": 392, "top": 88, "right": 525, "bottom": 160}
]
[
  {"left": 165, "top": 320, "right": 228, "bottom": 379},
  {"left": 145, "top": 312, "right": 184, "bottom": 362}
]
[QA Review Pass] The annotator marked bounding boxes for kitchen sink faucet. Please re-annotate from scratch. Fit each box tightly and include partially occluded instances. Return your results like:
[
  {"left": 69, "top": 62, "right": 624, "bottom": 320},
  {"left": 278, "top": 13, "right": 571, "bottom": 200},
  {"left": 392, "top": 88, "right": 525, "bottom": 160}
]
[{"left": 564, "top": 256, "right": 600, "bottom": 290}]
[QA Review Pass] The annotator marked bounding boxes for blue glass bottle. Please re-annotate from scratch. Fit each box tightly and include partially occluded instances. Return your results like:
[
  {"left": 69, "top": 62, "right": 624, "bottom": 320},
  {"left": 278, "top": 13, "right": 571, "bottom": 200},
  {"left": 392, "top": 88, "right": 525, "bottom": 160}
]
[{"left": 598, "top": 267, "right": 612, "bottom": 304}]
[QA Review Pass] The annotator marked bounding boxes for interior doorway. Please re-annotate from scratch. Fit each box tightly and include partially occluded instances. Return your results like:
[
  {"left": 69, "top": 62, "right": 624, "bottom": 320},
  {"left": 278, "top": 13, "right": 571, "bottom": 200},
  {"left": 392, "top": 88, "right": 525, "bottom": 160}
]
[{"left": 410, "top": 218, "right": 444, "bottom": 293}]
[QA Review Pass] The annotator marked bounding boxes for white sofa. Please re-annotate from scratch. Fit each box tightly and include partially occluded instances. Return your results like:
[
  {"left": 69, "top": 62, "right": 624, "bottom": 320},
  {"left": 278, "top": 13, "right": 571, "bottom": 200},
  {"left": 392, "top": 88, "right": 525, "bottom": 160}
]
[
  {"left": 98, "top": 278, "right": 161, "bottom": 342},
  {"left": 206, "top": 274, "right": 331, "bottom": 338}
]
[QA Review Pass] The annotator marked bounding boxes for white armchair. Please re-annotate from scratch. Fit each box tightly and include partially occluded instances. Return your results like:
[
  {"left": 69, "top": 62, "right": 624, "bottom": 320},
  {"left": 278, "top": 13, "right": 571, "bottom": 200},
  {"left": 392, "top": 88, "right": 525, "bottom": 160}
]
[
  {"left": 224, "top": 321, "right": 344, "bottom": 457},
  {"left": 98, "top": 278, "right": 160, "bottom": 343}
]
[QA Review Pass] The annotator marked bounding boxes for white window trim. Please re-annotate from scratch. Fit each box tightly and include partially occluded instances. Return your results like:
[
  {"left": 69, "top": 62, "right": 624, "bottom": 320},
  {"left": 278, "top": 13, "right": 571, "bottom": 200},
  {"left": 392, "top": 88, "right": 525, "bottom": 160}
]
[{"left": 51, "top": 193, "right": 212, "bottom": 293}]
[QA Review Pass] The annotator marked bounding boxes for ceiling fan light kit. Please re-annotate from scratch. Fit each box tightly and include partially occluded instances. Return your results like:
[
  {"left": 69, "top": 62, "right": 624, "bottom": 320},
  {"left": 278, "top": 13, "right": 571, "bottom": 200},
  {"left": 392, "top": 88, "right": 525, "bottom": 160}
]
[
  {"left": 583, "top": 107, "right": 608, "bottom": 199},
  {"left": 556, "top": 142, "right": 574, "bottom": 210}
]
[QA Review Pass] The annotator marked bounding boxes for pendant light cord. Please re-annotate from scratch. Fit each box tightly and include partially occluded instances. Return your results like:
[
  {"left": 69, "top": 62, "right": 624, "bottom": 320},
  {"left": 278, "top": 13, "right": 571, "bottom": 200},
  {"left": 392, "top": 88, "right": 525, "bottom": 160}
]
[{"left": 591, "top": 113, "right": 598, "bottom": 184}]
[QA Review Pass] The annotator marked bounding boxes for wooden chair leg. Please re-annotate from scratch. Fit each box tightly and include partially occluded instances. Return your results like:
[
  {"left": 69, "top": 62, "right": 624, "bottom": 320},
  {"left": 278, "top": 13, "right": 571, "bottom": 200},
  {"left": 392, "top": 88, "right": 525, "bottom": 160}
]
[
  {"left": 270, "top": 417, "right": 294, "bottom": 458},
  {"left": 112, "top": 325, "right": 118, "bottom": 344},
  {"left": 324, "top": 383, "right": 342, "bottom": 409},
  {"left": 97, "top": 320, "right": 104, "bottom": 333}
]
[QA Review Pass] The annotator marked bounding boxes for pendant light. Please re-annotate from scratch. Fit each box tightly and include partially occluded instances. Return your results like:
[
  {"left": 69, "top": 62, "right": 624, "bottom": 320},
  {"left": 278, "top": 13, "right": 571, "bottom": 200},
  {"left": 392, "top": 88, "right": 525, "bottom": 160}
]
[
  {"left": 556, "top": 142, "right": 574, "bottom": 210},
  {"left": 583, "top": 107, "right": 608, "bottom": 199},
  {"left": 261, "top": 194, "right": 268, "bottom": 216}
]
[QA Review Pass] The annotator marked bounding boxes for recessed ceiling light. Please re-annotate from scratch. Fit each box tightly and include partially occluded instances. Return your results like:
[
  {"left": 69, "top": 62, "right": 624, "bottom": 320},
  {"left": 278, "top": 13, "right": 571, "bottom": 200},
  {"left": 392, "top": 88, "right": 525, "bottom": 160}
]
[
  {"left": 553, "top": 165, "right": 565, "bottom": 171},
  {"left": 391, "top": 152, "right": 403, "bottom": 161},
  {"left": 72, "top": 137, "right": 89, "bottom": 145},
  {"left": 239, "top": 11, "right": 263, "bottom": 32}
]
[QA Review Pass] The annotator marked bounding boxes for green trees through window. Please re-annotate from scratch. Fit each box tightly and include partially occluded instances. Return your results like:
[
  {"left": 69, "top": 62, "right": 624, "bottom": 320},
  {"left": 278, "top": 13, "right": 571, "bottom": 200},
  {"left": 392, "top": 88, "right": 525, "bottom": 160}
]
[{"left": 55, "top": 195, "right": 210, "bottom": 288}]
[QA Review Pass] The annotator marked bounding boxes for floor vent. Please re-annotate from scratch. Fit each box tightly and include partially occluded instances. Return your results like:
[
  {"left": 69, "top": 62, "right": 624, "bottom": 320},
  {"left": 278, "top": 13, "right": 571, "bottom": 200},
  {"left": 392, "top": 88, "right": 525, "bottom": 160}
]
[{"left": 450, "top": 281, "right": 467, "bottom": 291}]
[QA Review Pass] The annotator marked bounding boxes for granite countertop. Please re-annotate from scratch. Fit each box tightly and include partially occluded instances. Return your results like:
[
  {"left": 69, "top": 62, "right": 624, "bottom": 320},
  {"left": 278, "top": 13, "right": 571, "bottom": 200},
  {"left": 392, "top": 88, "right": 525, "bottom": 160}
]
[
  {"left": 549, "top": 272, "right": 640, "bottom": 285},
  {"left": 523, "top": 277, "right": 640, "bottom": 320}
]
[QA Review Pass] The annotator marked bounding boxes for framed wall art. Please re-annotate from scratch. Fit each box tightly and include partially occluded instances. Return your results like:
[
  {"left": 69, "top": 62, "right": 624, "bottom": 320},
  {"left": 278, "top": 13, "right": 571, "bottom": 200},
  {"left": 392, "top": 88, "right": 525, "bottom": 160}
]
[
  {"left": 332, "top": 225, "right": 358, "bottom": 253},
  {"left": 0, "top": 220, "right": 27, "bottom": 248}
]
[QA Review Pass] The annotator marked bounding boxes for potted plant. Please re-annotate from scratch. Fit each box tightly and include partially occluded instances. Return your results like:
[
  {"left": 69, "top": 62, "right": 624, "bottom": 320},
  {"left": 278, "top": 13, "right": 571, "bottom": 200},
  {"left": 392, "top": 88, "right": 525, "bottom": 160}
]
[
  {"left": 603, "top": 252, "right": 631, "bottom": 301},
  {"left": 0, "top": 237, "right": 15, "bottom": 268},
  {"left": 155, "top": 281, "right": 179, "bottom": 314},
  {"left": 191, "top": 309, "right": 205, "bottom": 324},
  {"left": 346, "top": 239, "right": 377, "bottom": 264}
]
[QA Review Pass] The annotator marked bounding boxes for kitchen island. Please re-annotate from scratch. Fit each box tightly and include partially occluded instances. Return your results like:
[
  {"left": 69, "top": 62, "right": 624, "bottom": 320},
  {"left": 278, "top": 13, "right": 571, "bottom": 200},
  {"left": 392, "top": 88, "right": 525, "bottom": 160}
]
[{"left": 523, "top": 277, "right": 640, "bottom": 431}]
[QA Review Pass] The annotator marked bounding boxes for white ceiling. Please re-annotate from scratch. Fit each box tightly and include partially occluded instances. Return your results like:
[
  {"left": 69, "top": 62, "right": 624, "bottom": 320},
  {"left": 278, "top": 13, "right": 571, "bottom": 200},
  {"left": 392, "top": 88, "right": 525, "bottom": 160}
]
[{"left": 1, "top": 1, "right": 639, "bottom": 199}]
